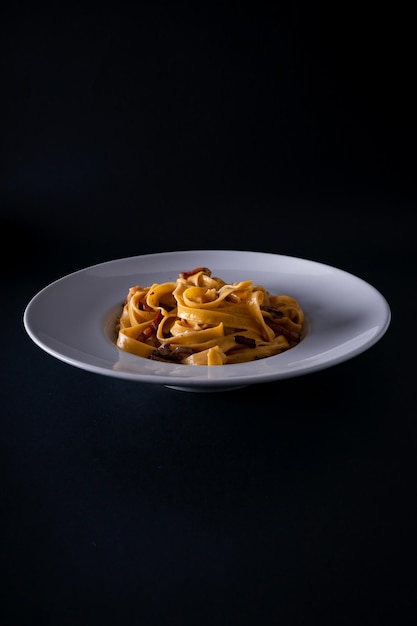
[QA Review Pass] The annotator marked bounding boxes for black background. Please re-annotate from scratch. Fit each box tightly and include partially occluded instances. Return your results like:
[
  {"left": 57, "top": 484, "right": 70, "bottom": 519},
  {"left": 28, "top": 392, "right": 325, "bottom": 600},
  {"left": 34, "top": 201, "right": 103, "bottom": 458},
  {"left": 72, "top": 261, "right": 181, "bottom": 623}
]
[{"left": 1, "top": 2, "right": 415, "bottom": 625}]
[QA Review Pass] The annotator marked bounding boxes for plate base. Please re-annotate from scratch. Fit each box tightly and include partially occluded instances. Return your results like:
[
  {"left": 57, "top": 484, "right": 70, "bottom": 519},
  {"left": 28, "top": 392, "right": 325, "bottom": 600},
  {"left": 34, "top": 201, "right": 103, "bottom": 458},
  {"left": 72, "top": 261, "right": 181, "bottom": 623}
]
[{"left": 165, "top": 385, "right": 248, "bottom": 393}]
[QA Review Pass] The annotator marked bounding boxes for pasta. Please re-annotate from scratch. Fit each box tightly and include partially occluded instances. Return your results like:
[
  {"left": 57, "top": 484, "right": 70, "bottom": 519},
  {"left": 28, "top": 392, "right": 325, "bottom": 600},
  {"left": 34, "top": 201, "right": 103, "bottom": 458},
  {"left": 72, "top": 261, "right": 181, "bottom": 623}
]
[{"left": 115, "top": 267, "right": 304, "bottom": 366}]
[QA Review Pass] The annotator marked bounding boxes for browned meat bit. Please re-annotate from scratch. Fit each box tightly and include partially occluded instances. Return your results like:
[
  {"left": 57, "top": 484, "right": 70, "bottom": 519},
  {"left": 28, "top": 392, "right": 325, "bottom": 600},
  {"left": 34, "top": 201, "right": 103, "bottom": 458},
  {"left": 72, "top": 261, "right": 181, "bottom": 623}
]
[
  {"left": 234, "top": 335, "right": 256, "bottom": 348},
  {"left": 172, "top": 346, "right": 196, "bottom": 359},
  {"left": 261, "top": 306, "right": 284, "bottom": 319},
  {"left": 136, "top": 310, "right": 163, "bottom": 342},
  {"left": 125, "top": 285, "right": 142, "bottom": 304},
  {"left": 149, "top": 344, "right": 195, "bottom": 363},
  {"left": 179, "top": 267, "right": 212, "bottom": 279},
  {"left": 266, "top": 321, "right": 301, "bottom": 344},
  {"left": 149, "top": 344, "right": 172, "bottom": 360}
]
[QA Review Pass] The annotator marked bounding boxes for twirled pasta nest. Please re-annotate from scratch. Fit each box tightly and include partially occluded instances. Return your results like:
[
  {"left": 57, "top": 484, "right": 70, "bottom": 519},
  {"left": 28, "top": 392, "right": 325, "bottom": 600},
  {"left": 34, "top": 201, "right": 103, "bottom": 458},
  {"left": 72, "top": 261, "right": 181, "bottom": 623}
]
[{"left": 115, "top": 267, "right": 304, "bottom": 366}]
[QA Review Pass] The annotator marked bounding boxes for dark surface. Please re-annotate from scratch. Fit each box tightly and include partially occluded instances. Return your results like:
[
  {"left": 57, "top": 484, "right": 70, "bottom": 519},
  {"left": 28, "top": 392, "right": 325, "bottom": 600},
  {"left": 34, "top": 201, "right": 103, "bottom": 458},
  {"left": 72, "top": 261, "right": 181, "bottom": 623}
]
[{"left": 1, "top": 3, "right": 415, "bottom": 625}]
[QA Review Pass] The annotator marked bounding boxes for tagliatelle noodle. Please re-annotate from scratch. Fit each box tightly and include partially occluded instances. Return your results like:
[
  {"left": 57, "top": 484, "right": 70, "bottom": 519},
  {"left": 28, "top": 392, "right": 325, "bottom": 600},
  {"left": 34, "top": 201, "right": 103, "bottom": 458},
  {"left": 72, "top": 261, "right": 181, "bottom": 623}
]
[{"left": 115, "top": 267, "right": 304, "bottom": 366}]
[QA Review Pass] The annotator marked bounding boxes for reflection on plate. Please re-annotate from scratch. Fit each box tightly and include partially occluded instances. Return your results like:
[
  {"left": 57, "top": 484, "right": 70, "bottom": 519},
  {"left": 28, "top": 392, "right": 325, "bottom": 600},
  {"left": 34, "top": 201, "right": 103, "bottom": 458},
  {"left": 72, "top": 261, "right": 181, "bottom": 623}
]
[{"left": 23, "top": 250, "right": 391, "bottom": 392}]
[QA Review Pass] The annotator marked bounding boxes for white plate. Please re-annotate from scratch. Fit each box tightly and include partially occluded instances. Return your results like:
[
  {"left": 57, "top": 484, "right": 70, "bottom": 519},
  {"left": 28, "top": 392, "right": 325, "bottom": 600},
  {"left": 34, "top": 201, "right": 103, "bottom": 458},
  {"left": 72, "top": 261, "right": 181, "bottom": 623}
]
[{"left": 23, "top": 250, "right": 391, "bottom": 392}]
